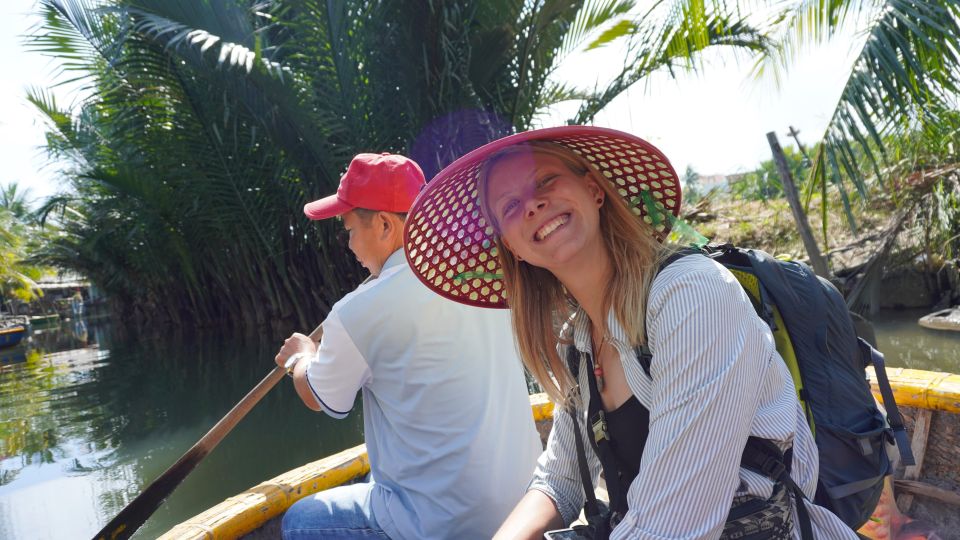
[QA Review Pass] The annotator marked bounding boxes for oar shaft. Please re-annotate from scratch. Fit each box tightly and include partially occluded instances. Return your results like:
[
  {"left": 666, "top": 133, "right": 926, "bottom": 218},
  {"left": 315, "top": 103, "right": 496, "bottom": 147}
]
[{"left": 93, "top": 322, "right": 324, "bottom": 540}]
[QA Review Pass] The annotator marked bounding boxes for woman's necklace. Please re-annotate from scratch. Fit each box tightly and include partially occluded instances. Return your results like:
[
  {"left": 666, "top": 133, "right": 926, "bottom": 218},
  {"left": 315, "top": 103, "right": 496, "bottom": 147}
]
[{"left": 592, "top": 332, "right": 607, "bottom": 393}]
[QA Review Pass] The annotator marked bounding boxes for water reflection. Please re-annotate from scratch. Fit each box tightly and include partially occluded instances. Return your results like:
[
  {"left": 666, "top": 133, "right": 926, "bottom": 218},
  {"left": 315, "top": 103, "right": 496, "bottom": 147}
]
[
  {"left": 873, "top": 309, "right": 960, "bottom": 374},
  {"left": 0, "top": 309, "right": 956, "bottom": 539},
  {"left": 0, "top": 319, "right": 364, "bottom": 539}
]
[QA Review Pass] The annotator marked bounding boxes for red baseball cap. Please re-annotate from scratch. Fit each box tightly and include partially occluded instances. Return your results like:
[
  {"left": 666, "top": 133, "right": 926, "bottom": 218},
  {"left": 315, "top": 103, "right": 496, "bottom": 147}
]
[{"left": 303, "top": 153, "right": 426, "bottom": 220}]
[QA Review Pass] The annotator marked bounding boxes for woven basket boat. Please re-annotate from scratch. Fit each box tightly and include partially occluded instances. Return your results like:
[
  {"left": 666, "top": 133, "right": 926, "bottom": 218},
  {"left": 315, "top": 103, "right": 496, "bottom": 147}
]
[{"left": 161, "top": 369, "right": 960, "bottom": 540}]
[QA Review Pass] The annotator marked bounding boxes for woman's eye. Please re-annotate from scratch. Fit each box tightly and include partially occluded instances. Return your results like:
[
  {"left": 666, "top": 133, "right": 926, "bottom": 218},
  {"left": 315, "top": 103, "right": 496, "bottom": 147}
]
[
  {"left": 502, "top": 200, "right": 519, "bottom": 216},
  {"left": 538, "top": 175, "right": 558, "bottom": 188}
]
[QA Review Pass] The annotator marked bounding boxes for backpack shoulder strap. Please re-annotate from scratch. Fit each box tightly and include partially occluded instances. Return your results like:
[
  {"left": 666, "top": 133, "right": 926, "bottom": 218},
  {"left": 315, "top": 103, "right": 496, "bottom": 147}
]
[
  {"left": 635, "top": 246, "right": 705, "bottom": 375},
  {"left": 857, "top": 338, "right": 916, "bottom": 466}
]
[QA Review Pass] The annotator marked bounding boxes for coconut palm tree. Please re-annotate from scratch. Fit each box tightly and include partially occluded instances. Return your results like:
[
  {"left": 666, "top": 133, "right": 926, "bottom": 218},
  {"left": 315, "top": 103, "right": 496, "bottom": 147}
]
[
  {"left": 27, "top": 0, "right": 771, "bottom": 329},
  {"left": 571, "top": 0, "right": 960, "bottom": 278},
  {"left": 771, "top": 1, "right": 960, "bottom": 243},
  {"left": 778, "top": 0, "right": 960, "bottom": 294},
  {"left": 0, "top": 197, "right": 46, "bottom": 308}
]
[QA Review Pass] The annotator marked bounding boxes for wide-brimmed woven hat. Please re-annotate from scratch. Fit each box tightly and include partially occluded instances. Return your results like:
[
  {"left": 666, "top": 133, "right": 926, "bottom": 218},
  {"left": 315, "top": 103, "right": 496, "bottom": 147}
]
[{"left": 403, "top": 126, "right": 682, "bottom": 308}]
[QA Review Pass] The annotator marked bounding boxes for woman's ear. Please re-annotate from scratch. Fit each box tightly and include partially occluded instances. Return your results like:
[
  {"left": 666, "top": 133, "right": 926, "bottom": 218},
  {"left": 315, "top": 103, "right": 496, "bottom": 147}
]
[{"left": 587, "top": 180, "right": 605, "bottom": 207}]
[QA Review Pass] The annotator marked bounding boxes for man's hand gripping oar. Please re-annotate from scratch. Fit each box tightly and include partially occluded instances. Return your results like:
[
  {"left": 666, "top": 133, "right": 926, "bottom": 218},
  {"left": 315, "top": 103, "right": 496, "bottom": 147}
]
[{"left": 275, "top": 331, "right": 326, "bottom": 411}]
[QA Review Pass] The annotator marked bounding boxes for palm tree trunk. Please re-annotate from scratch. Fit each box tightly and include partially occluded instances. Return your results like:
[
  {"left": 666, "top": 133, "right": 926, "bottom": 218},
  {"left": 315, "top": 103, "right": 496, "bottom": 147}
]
[{"left": 766, "top": 132, "right": 831, "bottom": 278}]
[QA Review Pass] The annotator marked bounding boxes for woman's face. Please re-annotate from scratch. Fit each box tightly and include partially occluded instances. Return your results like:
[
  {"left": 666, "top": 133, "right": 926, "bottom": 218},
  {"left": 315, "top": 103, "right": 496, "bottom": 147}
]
[{"left": 484, "top": 151, "right": 605, "bottom": 272}]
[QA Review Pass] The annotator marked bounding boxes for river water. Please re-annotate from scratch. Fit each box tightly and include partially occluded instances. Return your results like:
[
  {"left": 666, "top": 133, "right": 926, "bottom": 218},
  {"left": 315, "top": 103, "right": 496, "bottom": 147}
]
[{"left": 1, "top": 310, "right": 958, "bottom": 539}]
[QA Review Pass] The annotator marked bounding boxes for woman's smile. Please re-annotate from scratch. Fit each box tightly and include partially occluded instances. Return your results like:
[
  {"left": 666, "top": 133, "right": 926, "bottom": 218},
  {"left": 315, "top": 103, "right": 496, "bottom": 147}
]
[
  {"left": 484, "top": 152, "right": 605, "bottom": 271},
  {"left": 534, "top": 213, "right": 570, "bottom": 242}
]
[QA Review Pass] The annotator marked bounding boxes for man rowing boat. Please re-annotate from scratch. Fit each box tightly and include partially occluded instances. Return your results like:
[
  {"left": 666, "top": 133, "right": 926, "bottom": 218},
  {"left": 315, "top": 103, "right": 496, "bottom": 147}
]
[{"left": 275, "top": 152, "right": 540, "bottom": 540}]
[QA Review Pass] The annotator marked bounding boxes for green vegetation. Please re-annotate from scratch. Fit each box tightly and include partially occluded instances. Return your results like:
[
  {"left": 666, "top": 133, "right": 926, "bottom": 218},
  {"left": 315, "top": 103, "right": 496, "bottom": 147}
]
[
  {"left": 0, "top": 183, "right": 50, "bottom": 308},
  {"left": 24, "top": 0, "right": 960, "bottom": 327},
  {"left": 882, "top": 105, "right": 960, "bottom": 284},
  {"left": 691, "top": 105, "right": 960, "bottom": 310},
  {"left": 28, "top": 0, "right": 768, "bottom": 329},
  {"left": 727, "top": 146, "right": 809, "bottom": 202}
]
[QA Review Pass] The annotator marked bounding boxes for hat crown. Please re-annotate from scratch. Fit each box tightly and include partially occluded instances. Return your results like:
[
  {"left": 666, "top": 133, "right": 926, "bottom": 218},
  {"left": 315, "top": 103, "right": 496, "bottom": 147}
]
[
  {"left": 338, "top": 153, "right": 425, "bottom": 212},
  {"left": 403, "top": 126, "right": 682, "bottom": 308}
]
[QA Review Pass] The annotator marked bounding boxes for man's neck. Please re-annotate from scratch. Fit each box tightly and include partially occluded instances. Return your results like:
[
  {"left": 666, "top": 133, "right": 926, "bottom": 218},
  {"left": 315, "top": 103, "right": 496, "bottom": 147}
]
[{"left": 372, "top": 244, "right": 405, "bottom": 276}]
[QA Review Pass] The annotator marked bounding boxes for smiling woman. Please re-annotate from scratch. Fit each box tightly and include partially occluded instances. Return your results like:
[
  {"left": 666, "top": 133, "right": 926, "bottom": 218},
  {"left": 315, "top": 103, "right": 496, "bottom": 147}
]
[
  {"left": 403, "top": 126, "right": 859, "bottom": 540},
  {"left": 481, "top": 145, "right": 606, "bottom": 270},
  {"left": 475, "top": 140, "right": 667, "bottom": 404}
]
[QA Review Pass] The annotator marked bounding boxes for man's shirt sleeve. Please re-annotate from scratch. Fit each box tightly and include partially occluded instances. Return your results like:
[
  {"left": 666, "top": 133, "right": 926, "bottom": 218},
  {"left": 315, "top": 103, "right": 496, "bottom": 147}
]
[{"left": 304, "top": 310, "right": 372, "bottom": 419}]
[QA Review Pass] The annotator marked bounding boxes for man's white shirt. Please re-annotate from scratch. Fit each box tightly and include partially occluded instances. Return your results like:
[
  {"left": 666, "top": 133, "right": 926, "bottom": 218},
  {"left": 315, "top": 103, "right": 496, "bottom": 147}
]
[{"left": 304, "top": 249, "right": 541, "bottom": 540}]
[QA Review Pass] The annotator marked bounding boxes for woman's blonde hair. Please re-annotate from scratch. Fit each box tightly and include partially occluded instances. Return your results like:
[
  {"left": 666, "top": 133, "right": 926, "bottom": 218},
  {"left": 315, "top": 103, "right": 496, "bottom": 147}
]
[{"left": 478, "top": 141, "right": 668, "bottom": 403}]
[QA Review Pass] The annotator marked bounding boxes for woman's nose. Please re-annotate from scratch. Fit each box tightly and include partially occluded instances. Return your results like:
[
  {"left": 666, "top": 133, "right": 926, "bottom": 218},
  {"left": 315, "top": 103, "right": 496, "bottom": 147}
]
[{"left": 524, "top": 196, "right": 546, "bottom": 217}]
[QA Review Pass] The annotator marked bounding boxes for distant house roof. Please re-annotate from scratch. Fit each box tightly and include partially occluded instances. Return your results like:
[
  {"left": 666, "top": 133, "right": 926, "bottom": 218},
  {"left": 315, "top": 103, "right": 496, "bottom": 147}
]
[
  {"left": 36, "top": 272, "right": 88, "bottom": 291},
  {"left": 698, "top": 174, "right": 729, "bottom": 188}
]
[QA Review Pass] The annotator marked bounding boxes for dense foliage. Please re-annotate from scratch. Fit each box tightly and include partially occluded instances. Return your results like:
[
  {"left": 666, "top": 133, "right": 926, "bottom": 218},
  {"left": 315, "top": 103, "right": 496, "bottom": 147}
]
[
  {"left": 27, "top": 0, "right": 960, "bottom": 328},
  {"left": 0, "top": 183, "right": 49, "bottom": 308},
  {"left": 30, "top": 0, "right": 768, "bottom": 329},
  {"left": 727, "top": 146, "right": 808, "bottom": 202}
]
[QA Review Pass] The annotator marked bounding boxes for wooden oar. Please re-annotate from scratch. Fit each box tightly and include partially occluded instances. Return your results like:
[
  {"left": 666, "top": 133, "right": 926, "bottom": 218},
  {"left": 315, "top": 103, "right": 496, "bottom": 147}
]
[{"left": 92, "top": 323, "right": 325, "bottom": 540}]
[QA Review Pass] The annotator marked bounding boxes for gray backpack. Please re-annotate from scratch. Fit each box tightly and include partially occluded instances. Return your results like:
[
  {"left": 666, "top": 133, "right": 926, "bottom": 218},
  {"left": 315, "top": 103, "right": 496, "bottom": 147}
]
[{"left": 683, "top": 245, "right": 915, "bottom": 529}]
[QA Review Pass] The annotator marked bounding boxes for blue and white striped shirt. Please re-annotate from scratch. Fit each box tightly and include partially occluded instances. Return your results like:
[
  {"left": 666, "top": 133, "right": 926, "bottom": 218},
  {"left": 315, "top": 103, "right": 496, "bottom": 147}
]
[{"left": 529, "top": 254, "right": 857, "bottom": 539}]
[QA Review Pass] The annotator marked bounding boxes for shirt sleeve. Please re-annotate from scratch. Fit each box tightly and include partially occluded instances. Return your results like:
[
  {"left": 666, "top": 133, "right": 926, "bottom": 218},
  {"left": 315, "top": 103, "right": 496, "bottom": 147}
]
[
  {"left": 611, "top": 261, "right": 773, "bottom": 540},
  {"left": 528, "top": 397, "right": 602, "bottom": 527},
  {"left": 303, "top": 309, "right": 372, "bottom": 419}
]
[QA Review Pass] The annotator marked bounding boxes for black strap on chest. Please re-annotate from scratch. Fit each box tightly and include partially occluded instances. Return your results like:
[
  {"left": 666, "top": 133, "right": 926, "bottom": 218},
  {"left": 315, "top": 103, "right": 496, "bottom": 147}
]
[
  {"left": 568, "top": 398, "right": 602, "bottom": 520},
  {"left": 585, "top": 349, "right": 641, "bottom": 518},
  {"left": 565, "top": 344, "right": 645, "bottom": 519},
  {"left": 565, "top": 343, "right": 814, "bottom": 539}
]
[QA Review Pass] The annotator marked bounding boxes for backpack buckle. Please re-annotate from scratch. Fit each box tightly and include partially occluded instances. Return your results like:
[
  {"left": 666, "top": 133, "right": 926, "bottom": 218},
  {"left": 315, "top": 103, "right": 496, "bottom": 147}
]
[
  {"left": 592, "top": 411, "right": 608, "bottom": 443},
  {"left": 759, "top": 456, "right": 787, "bottom": 481}
]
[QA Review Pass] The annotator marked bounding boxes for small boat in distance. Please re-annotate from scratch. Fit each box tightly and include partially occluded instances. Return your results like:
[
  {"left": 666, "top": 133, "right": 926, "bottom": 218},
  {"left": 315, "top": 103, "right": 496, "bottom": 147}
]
[
  {"left": 29, "top": 313, "right": 60, "bottom": 329},
  {"left": 919, "top": 307, "right": 960, "bottom": 332},
  {"left": 0, "top": 325, "right": 27, "bottom": 349},
  {"left": 0, "top": 345, "right": 27, "bottom": 365}
]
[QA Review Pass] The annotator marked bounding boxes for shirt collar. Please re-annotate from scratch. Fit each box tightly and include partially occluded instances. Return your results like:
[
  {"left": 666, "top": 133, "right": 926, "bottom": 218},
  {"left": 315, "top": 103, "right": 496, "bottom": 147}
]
[
  {"left": 381, "top": 249, "right": 406, "bottom": 273},
  {"left": 570, "top": 306, "right": 629, "bottom": 352}
]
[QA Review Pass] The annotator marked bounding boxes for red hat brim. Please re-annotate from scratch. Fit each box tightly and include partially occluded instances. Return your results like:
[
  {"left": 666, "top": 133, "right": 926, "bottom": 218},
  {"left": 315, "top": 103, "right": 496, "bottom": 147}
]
[{"left": 304, "top": 195, "right": 354, "bottom": 221}]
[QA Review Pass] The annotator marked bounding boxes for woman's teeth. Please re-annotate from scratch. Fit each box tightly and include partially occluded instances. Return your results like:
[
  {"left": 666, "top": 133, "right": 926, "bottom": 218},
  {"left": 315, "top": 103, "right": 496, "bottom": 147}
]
[{"left": 535, "top": 214, "right": 570, "bottom": 241}]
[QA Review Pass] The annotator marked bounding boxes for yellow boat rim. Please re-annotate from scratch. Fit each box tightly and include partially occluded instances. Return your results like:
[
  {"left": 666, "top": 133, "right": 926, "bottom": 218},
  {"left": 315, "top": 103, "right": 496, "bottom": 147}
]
[
  {"left": 162, "top": 371, "right": 958, "bottom": 539},
  {"left": 159, "top": 394, "right": 554, "bottom": 540},
  {"left": 866, "top": 367, "right": 960, "bottom": 414}
]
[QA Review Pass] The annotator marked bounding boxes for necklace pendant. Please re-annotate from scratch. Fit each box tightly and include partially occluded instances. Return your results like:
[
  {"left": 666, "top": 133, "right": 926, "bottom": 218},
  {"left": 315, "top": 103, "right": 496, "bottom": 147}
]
[{"left": 593, "top": 364, "right": 605, "bottom": 392}]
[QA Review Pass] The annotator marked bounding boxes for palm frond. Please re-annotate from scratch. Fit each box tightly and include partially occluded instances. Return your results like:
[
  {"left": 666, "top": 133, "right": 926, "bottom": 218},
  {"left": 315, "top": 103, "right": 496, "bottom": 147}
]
[
  {"left": 803, "top": 0, "right": 960, "bottom": 232},
  {"left": 563, "top": 0, "right": 636, "bottom": 55},
  {"left": 573, "top": 1, "right": 775, "bottom": 123}
]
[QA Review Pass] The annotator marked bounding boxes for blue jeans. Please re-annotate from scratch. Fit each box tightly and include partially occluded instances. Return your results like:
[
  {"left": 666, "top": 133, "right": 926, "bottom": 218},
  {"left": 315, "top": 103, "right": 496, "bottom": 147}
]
[{"left": 282, "top": 482, "right": 389, "bottom": 539}]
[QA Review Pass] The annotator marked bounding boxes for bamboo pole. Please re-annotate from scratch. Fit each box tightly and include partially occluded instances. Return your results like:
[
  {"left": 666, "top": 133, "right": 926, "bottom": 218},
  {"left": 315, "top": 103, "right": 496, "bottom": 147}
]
[{"left": 766, "top": 132, "right": 831, "bottom": 278}]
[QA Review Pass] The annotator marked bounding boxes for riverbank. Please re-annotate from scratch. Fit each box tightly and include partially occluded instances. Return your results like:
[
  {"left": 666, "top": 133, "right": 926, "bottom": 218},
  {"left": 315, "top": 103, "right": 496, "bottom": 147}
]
[{"left": 687, "top": 193, "right": 960, "bottom": 312}]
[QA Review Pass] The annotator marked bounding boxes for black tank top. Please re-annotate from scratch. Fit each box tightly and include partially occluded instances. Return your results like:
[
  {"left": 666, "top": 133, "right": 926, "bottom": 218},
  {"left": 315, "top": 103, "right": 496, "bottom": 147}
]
[{"left": 603, "top": 395, "right": 650, "bottom": 504}]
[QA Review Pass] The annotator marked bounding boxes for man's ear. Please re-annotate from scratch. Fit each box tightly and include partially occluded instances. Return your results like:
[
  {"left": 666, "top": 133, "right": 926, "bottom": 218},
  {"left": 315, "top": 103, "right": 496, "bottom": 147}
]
[
  {"left": 378, "top": 211, "right": 406, "bottom": 241},
  {"left": 376, "top": 211, "right": 392, "bottom": 239}
]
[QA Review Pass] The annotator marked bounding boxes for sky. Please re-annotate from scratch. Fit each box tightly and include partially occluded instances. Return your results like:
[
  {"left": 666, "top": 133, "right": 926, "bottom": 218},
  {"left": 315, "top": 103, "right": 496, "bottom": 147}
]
[
  {"left": 1, "top": 0, "right": 93, "bottom": 206},
  {"left": 1, "top": 1, "right": 865, "bottom": 205}
]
